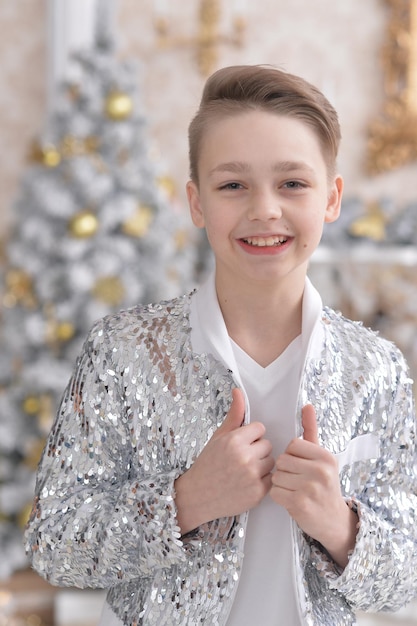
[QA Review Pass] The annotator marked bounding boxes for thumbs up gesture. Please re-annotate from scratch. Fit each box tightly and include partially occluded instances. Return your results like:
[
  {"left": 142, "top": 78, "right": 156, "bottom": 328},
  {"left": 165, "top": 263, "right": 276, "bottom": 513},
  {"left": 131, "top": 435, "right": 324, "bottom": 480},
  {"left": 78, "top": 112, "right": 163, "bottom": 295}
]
[
  {"left": 270, "top": 404, "right": 358, "bottom": 568},
  {"left": 175, "top": 388, "right": 275, "bottom": 535}
]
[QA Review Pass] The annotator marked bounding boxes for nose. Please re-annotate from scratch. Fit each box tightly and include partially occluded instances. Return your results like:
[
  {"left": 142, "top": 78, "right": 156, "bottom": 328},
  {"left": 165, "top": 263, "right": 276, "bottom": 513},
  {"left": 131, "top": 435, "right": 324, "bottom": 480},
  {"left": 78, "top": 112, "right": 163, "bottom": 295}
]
[{"left": 246, "top": 189, "right": 283, "bottom": 221}]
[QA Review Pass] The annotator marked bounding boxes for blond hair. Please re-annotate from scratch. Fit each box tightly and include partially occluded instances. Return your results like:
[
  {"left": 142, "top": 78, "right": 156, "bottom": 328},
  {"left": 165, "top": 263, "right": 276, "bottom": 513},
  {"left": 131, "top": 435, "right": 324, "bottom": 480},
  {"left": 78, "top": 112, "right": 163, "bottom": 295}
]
[{"left": 188, "top": 65, "right": 341, "bottom": 183}]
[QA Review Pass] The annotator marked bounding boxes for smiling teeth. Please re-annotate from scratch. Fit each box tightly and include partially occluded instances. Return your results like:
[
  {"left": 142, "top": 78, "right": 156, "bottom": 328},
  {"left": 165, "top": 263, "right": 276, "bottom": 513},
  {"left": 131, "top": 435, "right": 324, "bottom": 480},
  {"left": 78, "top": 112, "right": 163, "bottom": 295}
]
[{"left": 243, "top": 236, "right": 287, "bottom": 247}]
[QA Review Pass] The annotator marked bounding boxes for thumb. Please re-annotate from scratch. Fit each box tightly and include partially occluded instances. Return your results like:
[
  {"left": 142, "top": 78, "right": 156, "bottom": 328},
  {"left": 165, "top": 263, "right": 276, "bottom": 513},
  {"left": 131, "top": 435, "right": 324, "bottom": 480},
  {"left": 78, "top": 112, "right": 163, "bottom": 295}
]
[
  {"left": 301, "top": 404, "right": 320, "bottom": 445},
  {"left": 215, "top": 388, "right": 245, "bottom": 436}
]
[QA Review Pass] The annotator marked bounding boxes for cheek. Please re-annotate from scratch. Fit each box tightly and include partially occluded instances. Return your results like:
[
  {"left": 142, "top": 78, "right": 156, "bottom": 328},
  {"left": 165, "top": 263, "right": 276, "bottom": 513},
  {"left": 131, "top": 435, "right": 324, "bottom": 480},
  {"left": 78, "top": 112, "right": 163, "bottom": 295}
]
[
  {"left": 204, "top": 218, "right": 233, "bottom": 252},
  {"left": 205, "top": 221, "right": 223, "bottom": 245},
  {"left": 202, "top": 210, "right": 225, "bottom": 235},
  {"left": 299, "top": 215, "right": 325, "bottom": 248}
]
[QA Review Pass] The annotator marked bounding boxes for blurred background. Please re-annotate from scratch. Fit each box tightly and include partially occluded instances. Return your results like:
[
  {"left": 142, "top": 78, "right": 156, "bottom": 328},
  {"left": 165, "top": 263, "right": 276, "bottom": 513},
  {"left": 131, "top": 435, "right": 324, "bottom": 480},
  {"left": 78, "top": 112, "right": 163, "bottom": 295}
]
[{"left": 1, "top": 1, "right": 417, "bottom": 624}]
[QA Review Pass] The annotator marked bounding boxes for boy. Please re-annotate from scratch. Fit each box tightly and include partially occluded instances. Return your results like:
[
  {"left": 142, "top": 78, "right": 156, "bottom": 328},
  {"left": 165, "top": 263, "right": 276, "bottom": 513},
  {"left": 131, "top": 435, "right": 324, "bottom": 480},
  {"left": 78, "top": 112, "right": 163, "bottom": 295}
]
[{"left": 25, "top": 65, "right": 417, "bottom": 625}]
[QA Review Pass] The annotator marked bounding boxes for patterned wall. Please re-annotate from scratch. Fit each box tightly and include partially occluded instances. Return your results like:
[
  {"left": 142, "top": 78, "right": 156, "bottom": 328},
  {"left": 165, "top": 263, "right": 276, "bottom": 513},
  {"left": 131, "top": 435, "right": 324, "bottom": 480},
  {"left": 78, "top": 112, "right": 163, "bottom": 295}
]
[{"left": 0, "top": 0, "right": 47, "bottom": 238}]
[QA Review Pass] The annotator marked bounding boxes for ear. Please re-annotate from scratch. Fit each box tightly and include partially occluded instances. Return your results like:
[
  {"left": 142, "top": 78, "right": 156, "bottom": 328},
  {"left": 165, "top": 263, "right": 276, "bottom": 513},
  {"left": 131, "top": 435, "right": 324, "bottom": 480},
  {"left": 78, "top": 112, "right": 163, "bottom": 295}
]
[
  {"left": 186, "top": 180, "right": 205, "bottom": 228},
  {"left": 324, "top": 174, "right": 343, "bottom": 224}
]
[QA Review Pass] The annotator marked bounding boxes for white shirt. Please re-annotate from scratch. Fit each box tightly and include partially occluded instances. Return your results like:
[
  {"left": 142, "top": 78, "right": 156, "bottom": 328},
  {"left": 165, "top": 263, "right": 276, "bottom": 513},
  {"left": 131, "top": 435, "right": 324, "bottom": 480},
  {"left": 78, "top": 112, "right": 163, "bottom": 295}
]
[
  {"left": 190, "top": 273, "right": 323, "bottom": 625},
  {"left": 225, "top": 336, "right": 302, "bottom": 625}
]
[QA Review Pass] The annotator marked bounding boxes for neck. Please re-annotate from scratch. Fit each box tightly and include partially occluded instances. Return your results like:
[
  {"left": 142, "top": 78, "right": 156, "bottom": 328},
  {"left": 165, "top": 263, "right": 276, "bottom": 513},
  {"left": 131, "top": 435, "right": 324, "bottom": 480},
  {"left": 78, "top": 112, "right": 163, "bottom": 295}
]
[{"left": 215, "top": 272, "right": 305, "bottom": 366}]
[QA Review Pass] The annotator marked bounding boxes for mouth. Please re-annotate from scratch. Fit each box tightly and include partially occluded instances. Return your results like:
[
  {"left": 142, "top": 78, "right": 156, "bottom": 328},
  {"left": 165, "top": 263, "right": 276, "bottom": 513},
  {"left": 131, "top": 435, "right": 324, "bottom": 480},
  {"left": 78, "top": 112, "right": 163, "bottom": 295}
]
[{"left": 241, "top": 235, "right": 288, "bottom": 247}]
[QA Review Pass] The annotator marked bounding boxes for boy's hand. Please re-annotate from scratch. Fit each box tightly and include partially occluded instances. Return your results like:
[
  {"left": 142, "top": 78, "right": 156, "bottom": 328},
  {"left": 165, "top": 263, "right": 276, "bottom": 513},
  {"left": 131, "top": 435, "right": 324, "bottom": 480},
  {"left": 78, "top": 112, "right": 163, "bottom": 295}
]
[
  {"left": 175, "top": 388, "right": 275, "bottom": 535},
  {"left": 270, "top": 404, "right": 358, "bottom": 568}
]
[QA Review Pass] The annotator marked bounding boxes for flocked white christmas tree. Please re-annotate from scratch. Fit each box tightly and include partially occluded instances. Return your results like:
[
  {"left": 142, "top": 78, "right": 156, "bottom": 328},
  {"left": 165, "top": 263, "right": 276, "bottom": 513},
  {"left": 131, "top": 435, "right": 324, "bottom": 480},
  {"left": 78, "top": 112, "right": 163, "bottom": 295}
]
[{"left": 0, "top": 26, "right": 196, "bottom": 579}]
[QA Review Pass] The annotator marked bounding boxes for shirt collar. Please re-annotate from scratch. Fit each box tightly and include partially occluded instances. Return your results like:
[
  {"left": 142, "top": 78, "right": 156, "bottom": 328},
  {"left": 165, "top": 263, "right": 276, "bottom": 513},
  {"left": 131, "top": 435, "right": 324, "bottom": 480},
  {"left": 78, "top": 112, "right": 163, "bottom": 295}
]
[{"left": 190, "top": 271, "right": 324, "bottom": 376}]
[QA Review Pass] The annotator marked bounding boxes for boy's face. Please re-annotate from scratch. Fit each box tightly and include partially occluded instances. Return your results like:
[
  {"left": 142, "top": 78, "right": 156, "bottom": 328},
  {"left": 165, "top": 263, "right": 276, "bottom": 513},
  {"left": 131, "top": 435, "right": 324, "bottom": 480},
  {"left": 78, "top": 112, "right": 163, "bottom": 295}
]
[{"left": 187, "top": 110, "right": 342, "bottom": 292}]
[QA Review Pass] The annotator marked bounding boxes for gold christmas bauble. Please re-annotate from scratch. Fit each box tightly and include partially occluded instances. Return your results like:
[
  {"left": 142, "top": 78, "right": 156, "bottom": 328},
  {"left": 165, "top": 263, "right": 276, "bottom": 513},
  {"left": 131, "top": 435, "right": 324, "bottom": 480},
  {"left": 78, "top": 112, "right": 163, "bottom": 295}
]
[
  {"left": 175, "top": 229, "right": 188, "bottom": 251},
  {"left": 92, "top": 276, "right": 125, "bottom": 306},
  {"left": 22, "top": 394, "right": 53, "bottom": 431},
  {"left": 157, "top": 175, "right": 177, "bottom": 200},
  {"left": 3, "top": 268, "right": 37, "bottom": 309},
  {"left": 43, "top": 146, "right": 62, "bottom": 167},
  {"left": 104, "top": 90, "right": 133, "bottom": 121},
  {"left": 30, "top": 142, "right": 61, "bottom": 168},
  {"left": 122, "top": 205, "right": 154, "bottom": 238},
  {"left": 61, "top": 135, "right": 79, "bottom": 157},
  {"left": 22, "top": 395, "right": 42, "bottom": 415},
  {"left": 46, "top": 318, "right": 76, "bottom": 346},
  {"left": 83, "top": 135, "right": 100, "bottom": 154},
  {"left": 69, "top": 210, "right": 99, "bottom": 238},
  {"left": 61, "top": 134, "right": 99, "bottom": 158},
  {"left": 348, "top": 201, "right": 386, "bottom": 242},
  {"left": 55, "top": 321, "right": 76, "bottom": 342}
]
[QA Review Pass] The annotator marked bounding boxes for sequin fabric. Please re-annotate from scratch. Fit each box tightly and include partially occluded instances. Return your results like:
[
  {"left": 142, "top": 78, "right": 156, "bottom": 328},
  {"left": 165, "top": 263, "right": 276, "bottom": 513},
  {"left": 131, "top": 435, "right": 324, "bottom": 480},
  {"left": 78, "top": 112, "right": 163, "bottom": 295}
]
[{"left": 25, "top": 296, "right": 417, "bottom": 626}]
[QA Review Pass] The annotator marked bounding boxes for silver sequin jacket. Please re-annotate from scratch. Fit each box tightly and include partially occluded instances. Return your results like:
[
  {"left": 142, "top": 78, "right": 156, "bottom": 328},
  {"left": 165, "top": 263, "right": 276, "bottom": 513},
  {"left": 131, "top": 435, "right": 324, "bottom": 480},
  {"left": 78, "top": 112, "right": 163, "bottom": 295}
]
[{"left": 25, "top": 292, "right": 417, "bottom": 625}]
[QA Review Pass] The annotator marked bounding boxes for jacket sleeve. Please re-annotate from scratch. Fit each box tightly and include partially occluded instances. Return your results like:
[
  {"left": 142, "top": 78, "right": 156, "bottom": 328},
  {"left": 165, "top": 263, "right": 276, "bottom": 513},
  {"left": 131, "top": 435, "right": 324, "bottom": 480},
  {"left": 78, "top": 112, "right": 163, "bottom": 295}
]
[
  {"left": 24, "top": 318, "right": 186, "bottom": 589},
  {"left": 317, "top": 353, "right": 417, "bottom": 612}
]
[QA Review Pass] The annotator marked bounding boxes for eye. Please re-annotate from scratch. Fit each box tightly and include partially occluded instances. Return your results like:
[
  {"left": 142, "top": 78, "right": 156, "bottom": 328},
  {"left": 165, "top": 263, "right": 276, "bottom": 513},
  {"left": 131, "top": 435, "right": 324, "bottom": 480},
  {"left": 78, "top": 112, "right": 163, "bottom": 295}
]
[
  {"left": 219, "top": 181, "right": 244, "bottom": 190},
  {"left": 282, "top": 180, "right": 306, "bottom": 190}
]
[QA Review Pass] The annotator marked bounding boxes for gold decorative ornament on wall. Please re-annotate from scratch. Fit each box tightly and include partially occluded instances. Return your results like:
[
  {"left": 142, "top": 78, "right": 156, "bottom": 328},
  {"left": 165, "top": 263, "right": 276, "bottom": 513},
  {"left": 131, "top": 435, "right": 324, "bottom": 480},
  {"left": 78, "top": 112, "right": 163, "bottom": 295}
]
[
  {"left": 367, "top": 0, "right": 417, "bottom": 174},
  {"left": 155, "top": 0, "right": 246, "bottom": 76}
]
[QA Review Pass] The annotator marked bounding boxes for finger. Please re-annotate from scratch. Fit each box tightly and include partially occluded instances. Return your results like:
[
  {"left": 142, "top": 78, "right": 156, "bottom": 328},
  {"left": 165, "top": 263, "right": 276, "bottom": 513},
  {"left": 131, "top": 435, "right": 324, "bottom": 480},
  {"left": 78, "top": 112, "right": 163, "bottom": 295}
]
[
  {"left": 252, "top": 436, "right": 273, "bottom": 460},
  {"left": 216, "top": 387, "right": 245, "bottom": 435},
  {"left": 271, "top": 471, "right": 298, "bottom": 492},
  {"left": 259, "top": 456, "right": 276, "bottom": 477},
  {"left": 302, "top": 404, "right": 319, "bottom": 445},
  {"left": 275, "top": 451, "right": 308, "bottom": 474}
]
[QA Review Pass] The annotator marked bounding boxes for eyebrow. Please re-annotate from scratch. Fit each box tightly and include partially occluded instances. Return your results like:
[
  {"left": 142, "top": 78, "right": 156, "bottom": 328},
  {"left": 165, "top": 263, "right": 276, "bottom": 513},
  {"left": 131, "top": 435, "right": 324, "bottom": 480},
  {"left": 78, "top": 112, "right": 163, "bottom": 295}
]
[
  {"left": 208, "top": 160, "right": 316, "bottom": 176},
  {"left": 273, "top": 160, "right": 316, "bottom": 175},
  {"left": 208, "top": 161, "right": 250, "bottom": 176}
]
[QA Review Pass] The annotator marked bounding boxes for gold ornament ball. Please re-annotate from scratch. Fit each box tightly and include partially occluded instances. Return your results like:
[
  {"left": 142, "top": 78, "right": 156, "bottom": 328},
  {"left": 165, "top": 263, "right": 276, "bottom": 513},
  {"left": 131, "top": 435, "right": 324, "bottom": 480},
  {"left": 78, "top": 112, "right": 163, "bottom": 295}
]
[
  {"left": 42, "top": 146, "right": 62, "bottom": 168},
  {"left": 69, "top": 210, "right": 99, "bottom": 238},
  {"left": 175, "top": 229, "right": 188, "bottom": 251},
  {"left": 157, "top": 175, "right": 177, "bottom": 200},
  {"left": 22, "top": 394, "right": 53, "bottom": 429},
  {"left": 3, "top": 268, "right": 37, "bottom": 309},
  {"left": 31, "top": 142, "right": 61, "bottom": 168},
  {"left": 61, "top": 134, "right": 99, "bottom": 158},
  {"left": 122, "top": 205, "right": 154, "bottom": 238},
  {"left": 348, "top": 201, "right": 386, "bottom": 242},
  {"left": 55, "top": 321, "right": 75, "bottom": 343},
  {"left": 23, "top": 395, "right": 42, "bottom": 415},
  {"left": 47, "top": 319, "right": 76, "bottom": 345},
  {"left": 104, "top": 90, "right": 133, "bottom": 121},
  {"left": 92, "top": 276, "right": 125, "bottom": 307}
]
